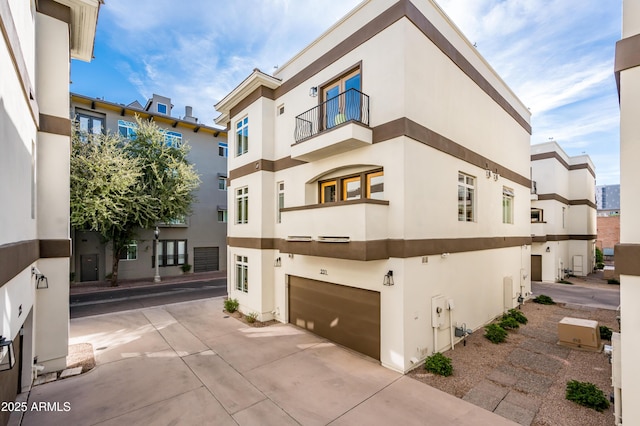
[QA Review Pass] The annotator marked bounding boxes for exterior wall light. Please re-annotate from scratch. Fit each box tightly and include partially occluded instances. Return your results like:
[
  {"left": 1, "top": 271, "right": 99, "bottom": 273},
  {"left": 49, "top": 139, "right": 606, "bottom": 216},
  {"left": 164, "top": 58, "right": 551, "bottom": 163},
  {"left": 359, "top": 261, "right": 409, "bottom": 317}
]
[
  {"left": 0, "top": 336, "right": 15, "bottom": 371},
  {"left": 309, "top": 86, "right": 318, "bottom": 97},
  {"left": 494, "top": 169, "right": 500, "bottom": 181},
  {"left": 546, "top": 246, "right": 551, "bottom": 252},
  {"left": 274, "top": 257, "right": 282, "bottom": 267},
  {"left": 32, "top": 266, "right": 48, "bottom": 289},
  {"left": 383, "top": 270, "right": 394, "bottom": 286},
  {"left": 486, "top": 169, "right": 492, "bottom": 179}
]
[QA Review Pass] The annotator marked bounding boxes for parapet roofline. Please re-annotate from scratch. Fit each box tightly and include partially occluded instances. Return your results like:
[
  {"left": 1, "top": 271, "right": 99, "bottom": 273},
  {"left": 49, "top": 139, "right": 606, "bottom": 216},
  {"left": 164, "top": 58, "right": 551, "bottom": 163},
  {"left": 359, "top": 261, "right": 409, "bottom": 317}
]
[{"left": 214, "top": 69, "right": 281, "bottom": 117}]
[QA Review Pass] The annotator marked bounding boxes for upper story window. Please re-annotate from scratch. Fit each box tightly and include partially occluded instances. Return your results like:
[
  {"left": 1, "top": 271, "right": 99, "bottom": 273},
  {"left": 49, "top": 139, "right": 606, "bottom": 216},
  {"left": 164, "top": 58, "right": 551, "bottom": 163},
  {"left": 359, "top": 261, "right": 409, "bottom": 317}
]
[
  {"left": 77, "top": 112, "right": 105, "bottom": 136},
  {"left": 118, "top": 120, "right": 137, "bottom": 139},
  {"left": 118, "top": 120, "right": 181, "bottom": 147},
  {"left": 164, "top": 131, "right": 182, "bottom": 148},
  {"left": 277, "top": 182, "right": 285, "bottom": 223},
  {"left": 458, "top": 172, "right": 475, "bottom": 222},
  {"left": 218, "top": 141, "right": 228, "bottom": 157},
  {"left": 319, "top": 169, "right": 383, "bottom": 204},
  {"left": 218, "top": 176, "right": 227, "bottom": 190},
  {"left": 236, "top": 117, "right": 248, "bottom": 156},
  {"left": 157, "top": 103, "right": 168, "bottom": 114},
  {"left": 502, "top": 187, "right": 514, "bottom": 224},
  {"left": 236, "top": 186, "right": 248, "bottom": 224},
  {"left": 531, "top": 208, "right": 543, "bottom": 223}
]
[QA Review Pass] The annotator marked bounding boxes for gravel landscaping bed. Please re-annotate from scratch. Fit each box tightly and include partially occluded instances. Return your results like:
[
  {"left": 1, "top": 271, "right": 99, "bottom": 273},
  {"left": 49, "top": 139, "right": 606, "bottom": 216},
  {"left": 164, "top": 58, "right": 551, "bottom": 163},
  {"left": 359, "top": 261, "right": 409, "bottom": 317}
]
[{"left": 408, "top": 300, "right": 617, "bottom": 426}]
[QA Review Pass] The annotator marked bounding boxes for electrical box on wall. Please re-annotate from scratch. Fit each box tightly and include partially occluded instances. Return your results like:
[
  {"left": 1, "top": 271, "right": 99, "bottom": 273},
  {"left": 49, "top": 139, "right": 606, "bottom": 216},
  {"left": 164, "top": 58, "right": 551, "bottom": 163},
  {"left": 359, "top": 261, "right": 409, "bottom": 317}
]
[{"left": 431, "top": 295, "right": 446, "bottom": 328}]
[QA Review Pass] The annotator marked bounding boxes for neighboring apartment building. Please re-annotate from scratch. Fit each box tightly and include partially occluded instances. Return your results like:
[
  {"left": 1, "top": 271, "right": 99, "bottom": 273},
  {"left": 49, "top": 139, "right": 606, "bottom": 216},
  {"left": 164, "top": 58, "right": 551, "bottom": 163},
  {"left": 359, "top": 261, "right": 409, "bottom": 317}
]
[
  {"left": 214, "top": 0, "right": 532, "bottom": 373},
  {"left": 70, "top": 93, "right": 228, "bottom": 281},
  {"left": 0, "top": 0, "right": 99, "bottom": 422},
  {"left": 530, "top": 142, "right": 597, "bottom": 281},
  {"left": 614, "top": 0, "right": 640, "bottom": 423},
  {"left": 596, "top": 184, "right": 620, "bottom": 213}
]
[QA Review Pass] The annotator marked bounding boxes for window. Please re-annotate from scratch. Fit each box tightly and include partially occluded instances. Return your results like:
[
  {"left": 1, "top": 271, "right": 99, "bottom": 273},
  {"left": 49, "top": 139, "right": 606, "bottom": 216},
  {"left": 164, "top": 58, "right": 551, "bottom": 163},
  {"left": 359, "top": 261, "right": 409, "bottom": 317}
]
[
  {"left": 562, "top": 207, "right": 566, "bottom": 228},
  {"left": 318, "top": 169, "right": 383, "bottom": 203},
  {"left": 118, "top": 120, "right": 137, "bottom": 140},
  {"left": 164, "top": 131, "right": 182, "bottom": 148},
  {"left": 153, "top": 240, "right": 187, "bottom": 267},
  {"left": 218, "top": 176, "right": 227, "bottom": 190},
  {"left": 458, "top": 173, "right": 475, "bottom": 222},
  {"left": 277, "top": 182, "right": 285, "bottom": 223},
  {"left": 218, "top": 141, "right": 228, "bottom": 157},
  {"left": 157, "top": 103, "right": 168, "bottom": 114},
  {"left": 235, "top": 255, "right": 248, "bottom": 292},
  {"left": 77, "top": 112, "right": 105, "bottom": 136},
  {"left": 165, "top": 215, "right": 186, "bottom": 225},
  {"left": 236, "top": 187, "right": 248, "bottom": 224},
  {"left": 531, "top": 208, "right": 543, "bottom": 223},
  {"left": 119, "top": 241, "right": 138, "bottom": 260},
  {"left": 502, "top": 187, "right": 514, "bottom": 224},
  {"left": 217, "top": 209, "right": 227, "bottom": 223},
  {"left": 323, "top": 68, "right": 361, "bottom": 128},
  {"left": 236, "top": 117, "right": 248, "bottom": 156}
]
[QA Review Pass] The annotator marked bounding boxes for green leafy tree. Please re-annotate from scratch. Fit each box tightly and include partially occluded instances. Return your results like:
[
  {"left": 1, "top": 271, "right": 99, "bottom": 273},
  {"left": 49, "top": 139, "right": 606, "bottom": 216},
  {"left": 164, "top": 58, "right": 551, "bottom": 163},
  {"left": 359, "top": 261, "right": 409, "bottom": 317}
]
[{"left": 71, "top": 117, "right": 200, "bottom": 285}]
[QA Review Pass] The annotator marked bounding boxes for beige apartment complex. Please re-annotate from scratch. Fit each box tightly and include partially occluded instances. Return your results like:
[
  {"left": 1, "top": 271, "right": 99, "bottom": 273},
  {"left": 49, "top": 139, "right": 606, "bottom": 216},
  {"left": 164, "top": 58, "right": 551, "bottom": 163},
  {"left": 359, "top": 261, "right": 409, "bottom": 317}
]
[
  {"left": 70, "top": 93, "right": 228, "bottom": 281},
  {"left": 215, "top": 0, "right": 532, "bottom": 373},
  {"left": 614, "top": 0, "right": 640, "bottom": 423},
  {"left": 0, "top": 0, "right": 99, "bottom": 423},
  {"left": 530, "top": 142, "right": 597, "bottom": 281}
]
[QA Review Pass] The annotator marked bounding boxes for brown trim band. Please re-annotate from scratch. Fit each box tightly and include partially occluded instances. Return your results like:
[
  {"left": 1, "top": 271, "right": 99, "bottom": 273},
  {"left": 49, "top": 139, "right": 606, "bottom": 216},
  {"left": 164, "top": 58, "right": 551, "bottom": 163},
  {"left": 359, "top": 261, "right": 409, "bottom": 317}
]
[
  {"left": 39, "top": 114, "right": 72, "bottom": 137},
  {"left": 532, "top": 234, "right": 596, "bottom": 243},
  {"left": 229, "top": 118, "right": 530, "bottom": 187},
  {"left": 40, "top": 239, "right": 71, "bottom": 258},
  {"left": 531, "top": 151, "right": 595, "bottom": 178},
  {"left": 373, "top": 117, "right": 531, "bottom": 188},
  {"left": 36, "top": 0, "right": 71, "bottom": 23},
  {"left": 536, "top": 193, "right": 596, "bottom": 209},
  {"left": 615, "top": 243, "right": 640, "bottom": 276},
  {"left": 272, "top": 0, "right": 530, "bottom": 134},
  {"left": 0, "top": 0, "right": 39, "bottom": 127},
  {"left": 615, "top": 33, "right": 640, "bottom": 74},
  {"left": 228, "top": 236, "right": 531, "bottom": 261},
  {"left": 0, "top": 240, "right": 38, "bottom": 288},
  {"left": 230, "top": 86, "right": 275, "bottom": 120}
]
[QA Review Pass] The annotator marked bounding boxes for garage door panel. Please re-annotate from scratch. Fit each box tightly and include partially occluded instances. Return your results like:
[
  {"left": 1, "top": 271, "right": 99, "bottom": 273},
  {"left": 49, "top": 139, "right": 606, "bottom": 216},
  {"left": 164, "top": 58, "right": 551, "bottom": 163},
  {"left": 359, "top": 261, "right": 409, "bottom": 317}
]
[
  {"left": 289, "top": 276, "right": 380, "bottom": 360},
  {"left": 194, "top": 247, "right": 219, "bottom": 272}
]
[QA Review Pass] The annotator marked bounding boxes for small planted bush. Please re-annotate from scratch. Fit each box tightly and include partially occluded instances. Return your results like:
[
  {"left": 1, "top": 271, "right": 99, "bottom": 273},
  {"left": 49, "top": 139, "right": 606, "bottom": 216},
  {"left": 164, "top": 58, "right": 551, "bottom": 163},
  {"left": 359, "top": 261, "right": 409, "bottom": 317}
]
[
  {"left": 566, "top": 380, "right": 610, "bottom": 412},
  {"left": 499, "top": 316, "right": 520, "bottom": 330},
  {"left": 485, "top": 324, "right": 508, "bottom": 344},
  {"left": 599, "top": 325, "right": 613, "bottom": 341},
  {"left": 557, "top": 279, "right": 573, "bottom": 285},
  {"left": 533, "top": 294, "right": 556, "bottom": 305},
  {"left": 424, "top": 352, "right": 453, "bottom": 377},
  {"left": 246, "top": 312, "right": 258, "bottom": 324},
  {"left": 224, "top": 298, "right": 239, "bottom": 313},
  {"left": 607, "top": 278, "right": 620, "bottom": 285},
  {"left": 506, "top": 309, "right": 528, "bottom": 325}
]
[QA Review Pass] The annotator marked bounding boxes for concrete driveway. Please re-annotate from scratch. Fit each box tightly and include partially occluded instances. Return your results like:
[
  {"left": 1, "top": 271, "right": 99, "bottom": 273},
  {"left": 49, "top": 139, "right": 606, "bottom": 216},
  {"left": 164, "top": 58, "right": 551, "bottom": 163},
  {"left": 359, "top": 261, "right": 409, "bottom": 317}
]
[
  {"left": 532, "top": 281, "right": 620, "bottom": 310},
  {"left": 21, "top": 298, "right": 516, "bottom": 426}
]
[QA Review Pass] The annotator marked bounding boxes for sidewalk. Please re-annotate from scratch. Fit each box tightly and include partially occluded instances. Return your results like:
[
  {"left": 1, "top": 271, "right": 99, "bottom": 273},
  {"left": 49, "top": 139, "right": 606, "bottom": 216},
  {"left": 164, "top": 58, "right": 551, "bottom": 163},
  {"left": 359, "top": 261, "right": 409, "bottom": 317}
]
[{"left": 69, "top": 270, "right": 227, "bottom": 295}]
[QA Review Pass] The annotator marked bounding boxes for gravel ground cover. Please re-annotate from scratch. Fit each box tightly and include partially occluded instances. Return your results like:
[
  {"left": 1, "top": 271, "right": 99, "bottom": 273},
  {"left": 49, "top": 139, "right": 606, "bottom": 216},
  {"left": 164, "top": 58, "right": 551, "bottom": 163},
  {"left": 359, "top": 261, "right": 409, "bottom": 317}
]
[{"left": 408, "top": 280, "right": 618, "bottom": 426}]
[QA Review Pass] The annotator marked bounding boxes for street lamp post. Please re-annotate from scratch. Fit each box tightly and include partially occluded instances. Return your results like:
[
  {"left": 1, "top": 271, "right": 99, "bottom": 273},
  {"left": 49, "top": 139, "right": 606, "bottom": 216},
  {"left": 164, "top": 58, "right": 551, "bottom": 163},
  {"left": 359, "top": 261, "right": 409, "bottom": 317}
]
[{"left": 153, "top": 226, "right": 161, "bottom": 283}]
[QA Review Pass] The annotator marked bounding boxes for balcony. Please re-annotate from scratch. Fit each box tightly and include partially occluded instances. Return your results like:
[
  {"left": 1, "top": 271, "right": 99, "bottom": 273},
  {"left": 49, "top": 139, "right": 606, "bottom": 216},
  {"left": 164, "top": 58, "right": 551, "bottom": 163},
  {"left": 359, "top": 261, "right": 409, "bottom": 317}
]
[
  {"left": 291, "top": 89, "right": 372, "bottom": 162},
  {"left": 280, "top": 199, "right": 389, "bottom": 242},
  {"left": 531, "top": 180, "right": 538, "bottom": 200}
]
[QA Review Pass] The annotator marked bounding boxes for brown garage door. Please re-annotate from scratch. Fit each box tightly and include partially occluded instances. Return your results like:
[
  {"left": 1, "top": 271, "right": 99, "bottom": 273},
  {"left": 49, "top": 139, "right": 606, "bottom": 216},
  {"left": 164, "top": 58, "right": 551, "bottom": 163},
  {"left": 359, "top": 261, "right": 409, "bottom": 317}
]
[
  {"left": 289, "top": 276, "right": 380, "bottom": 360},
  {"left": 193, "top": 247, "right": 219, "bottom": 272},
  {"left": 531, "top": 255, "right": 542, "bottom": 281}
]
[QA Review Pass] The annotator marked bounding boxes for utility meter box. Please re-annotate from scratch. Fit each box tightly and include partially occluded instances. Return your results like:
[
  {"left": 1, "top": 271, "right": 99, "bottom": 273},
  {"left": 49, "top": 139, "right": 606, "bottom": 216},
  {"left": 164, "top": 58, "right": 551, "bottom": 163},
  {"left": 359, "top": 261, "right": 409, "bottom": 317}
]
[{"left": 557, "top": 317, "right": 602, "bottom": 351}]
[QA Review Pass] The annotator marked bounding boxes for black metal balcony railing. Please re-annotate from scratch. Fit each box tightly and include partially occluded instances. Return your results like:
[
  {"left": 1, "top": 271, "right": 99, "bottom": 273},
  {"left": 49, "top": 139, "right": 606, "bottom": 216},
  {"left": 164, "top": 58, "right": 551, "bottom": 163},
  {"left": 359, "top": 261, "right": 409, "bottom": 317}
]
[
  {"left": 531, "top": 181, "right": 537, "bottom": 194},
  {"left": 294, "top": 88, "right": 369, "bottom": 143}
]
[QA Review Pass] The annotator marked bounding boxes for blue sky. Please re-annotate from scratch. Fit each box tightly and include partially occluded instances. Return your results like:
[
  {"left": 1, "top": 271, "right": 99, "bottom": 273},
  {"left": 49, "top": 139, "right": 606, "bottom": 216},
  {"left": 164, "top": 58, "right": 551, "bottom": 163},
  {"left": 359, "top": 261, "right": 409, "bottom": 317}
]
[{"left": 71, "top": 0, "right": 621, "bottom": 184}]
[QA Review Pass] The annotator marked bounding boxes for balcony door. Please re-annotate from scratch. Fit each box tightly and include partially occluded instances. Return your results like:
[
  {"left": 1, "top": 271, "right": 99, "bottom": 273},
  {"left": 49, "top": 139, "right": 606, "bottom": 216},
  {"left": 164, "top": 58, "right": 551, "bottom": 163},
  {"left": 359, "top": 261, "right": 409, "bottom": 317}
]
[{"left": 323, "top": 69, "right": 361, "bottom": 129}]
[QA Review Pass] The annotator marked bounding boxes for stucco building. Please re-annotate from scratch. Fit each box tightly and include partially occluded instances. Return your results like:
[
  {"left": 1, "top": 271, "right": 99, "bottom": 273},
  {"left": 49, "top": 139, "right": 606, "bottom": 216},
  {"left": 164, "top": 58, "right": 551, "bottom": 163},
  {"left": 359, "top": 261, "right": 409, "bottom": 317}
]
[
  {"left": 215, "top": 0, "right": 532, "bottom": 373},
  {"left": 613, "top": 0, "right": 640, "bottom": 423},
  {"left": 530, "top": 142, "right": 597, "bottom": 281},
  {"left": 70, "top": 93, "right": 228, "bottom": 281},
  {"left": 0, "top": 0, "right": 99, "bottom": 422}
]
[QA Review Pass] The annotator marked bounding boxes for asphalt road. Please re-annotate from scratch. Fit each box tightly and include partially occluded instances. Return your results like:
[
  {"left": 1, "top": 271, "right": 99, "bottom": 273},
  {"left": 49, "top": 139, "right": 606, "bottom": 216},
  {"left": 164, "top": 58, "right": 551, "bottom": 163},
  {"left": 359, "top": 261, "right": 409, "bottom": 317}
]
[
  {"left": 532, "top": 281, "right": 620, "bottom": 310},
  {"left": 70, "top": 278, "right": 227, "bottom": 318}
]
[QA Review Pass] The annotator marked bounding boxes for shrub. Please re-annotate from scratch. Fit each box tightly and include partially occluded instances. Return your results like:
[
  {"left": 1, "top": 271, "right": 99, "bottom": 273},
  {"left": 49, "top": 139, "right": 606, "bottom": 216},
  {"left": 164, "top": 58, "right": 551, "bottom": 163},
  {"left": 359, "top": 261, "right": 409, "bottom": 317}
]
[
  {"left": 246, "top": 312, "right": 258, "bottom": 323},
  {"left": 424, "top": 352, "right": 453, "bottom": 377},
  {"left": 181, "top": 263, "right": 192, "bottom": 273},
  {"left": 607, "top": 278, "right": 620, "bottom": 285},
  {"left": 595, "top": 247, "right": 604, "bottom": 264},
  {"left": 596, "top": 262, "right": 605, "bottom": 270},
  {"left": 566, "top": 380, "right": 610, "bottom": 412},
  {"left": 506, "top": 309, "right": 528, "bottom": 325},
  {"left": 557, "top": 279, "right": 573, "bottom": 285},
  {"left": 599, "top": 325, "right": 613, "bottom": 341},
  {"left": 499, "top": 316, "right": 520, "bottom": 330},
  {"left": 485, "top": 324, "right": 508, "bottom": 343},
  {"left": 533, "top": 294, "right": 556, "bottom": 305},
  {"left": 224, "top": 298, "right": 239, "bottom": 313}
]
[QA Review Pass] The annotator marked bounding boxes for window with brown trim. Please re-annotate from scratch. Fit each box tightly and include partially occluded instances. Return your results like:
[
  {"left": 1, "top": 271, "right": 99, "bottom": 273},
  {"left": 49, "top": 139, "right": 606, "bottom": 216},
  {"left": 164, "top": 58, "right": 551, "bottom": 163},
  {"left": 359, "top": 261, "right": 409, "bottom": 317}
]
[{"left": 318, "top": 169, "right": 383, "bottom": 203}]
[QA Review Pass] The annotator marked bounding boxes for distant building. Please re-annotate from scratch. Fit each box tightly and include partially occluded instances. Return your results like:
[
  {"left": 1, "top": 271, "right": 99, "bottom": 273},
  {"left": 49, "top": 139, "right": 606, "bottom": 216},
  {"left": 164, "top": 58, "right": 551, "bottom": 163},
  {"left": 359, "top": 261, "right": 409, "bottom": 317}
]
[
  {"left": 530, "top": 142, "right": 597, "bottom": 281},
  {"left": 0, "top": 0, "right": 100, "bottom": 420},
  {"left": 70, "top": 93, "right": 228, "bottom": 281},
  {"left": 596, "top": 184, "right": 620, "bottom": 216}
]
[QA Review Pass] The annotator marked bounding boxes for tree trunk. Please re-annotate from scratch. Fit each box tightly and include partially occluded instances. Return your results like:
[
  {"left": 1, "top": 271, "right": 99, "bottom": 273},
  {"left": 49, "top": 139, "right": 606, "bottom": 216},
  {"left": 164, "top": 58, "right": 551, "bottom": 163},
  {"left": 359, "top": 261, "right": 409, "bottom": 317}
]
[{"left": 111, "top": 255, "right": 120, "bottom": 287}]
